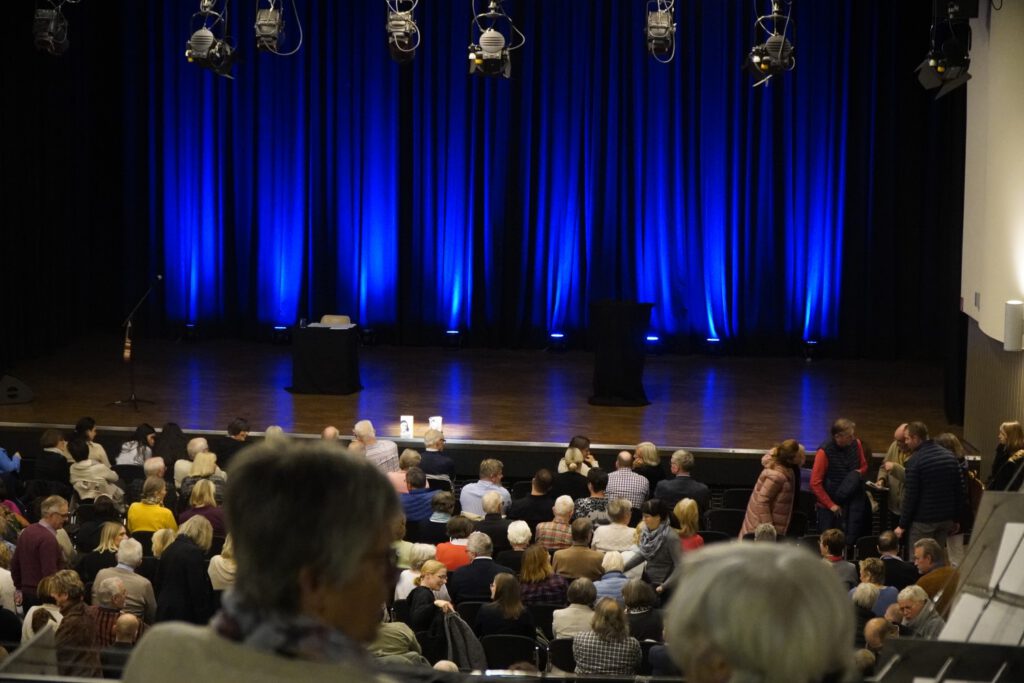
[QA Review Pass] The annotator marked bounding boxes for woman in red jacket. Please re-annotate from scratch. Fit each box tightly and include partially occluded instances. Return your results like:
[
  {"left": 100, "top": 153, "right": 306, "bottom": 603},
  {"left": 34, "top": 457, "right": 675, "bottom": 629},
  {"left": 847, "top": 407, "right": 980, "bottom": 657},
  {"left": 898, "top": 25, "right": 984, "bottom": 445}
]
[{"left": 739, "top": 439, "right": 805, "bottom": 538}]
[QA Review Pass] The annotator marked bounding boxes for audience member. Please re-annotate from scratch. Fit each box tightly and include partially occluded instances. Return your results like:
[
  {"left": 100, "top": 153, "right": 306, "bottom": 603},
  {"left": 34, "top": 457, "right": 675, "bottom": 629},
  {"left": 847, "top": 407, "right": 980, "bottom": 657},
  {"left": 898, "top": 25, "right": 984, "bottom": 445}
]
[
  {"left": 553, "top": 518, "right": 605, "bottom": 581},
  {"left": 473, "top": 491, "right": 513, "bottom": 555},
  {"left": 137, "top": 456, "right": 178, "bottom": 512},
  {"left": 518, "top": 544, "right": 569, "bottom": 606},
  {"left": 12, "top": 495, "right": 69, "bottom": 607},
  {"left": 369, "top": 621, "right": 429, "bottom": 668},
  {"left": 623, "top": 579, "right": 662, "bottom": 641},
  {"left": 179, "top": 451, "right": 227, "bottom": 504},
  {"left": 179, "top": 479, "right": 227, "bottom": 536},
  {"left": 212, "top": 417, "right": 250, "bottom": 472},
  {"left": 416, "top": 491, "right": 455, "bottom": 545},
  {"left": 174, "top": 437, "right": 210, "bottom": 489},
  {"left": 74, "top": 496, "right": 121, "bottom": 554},
  {"left": 400, "top": 467, "right": 437, "bottom": 525},
  {"left": 753, "top": 523, "right": 777, "bottom": 542},
  {"left": 395, "top": 544, "right": 449, "bottom": 602},
  {"left": 674, "top": 498, "right": 705, "bottom": 552},
  {"left": 391, "top": 516, "right": 414, "bottom": 570},
  {"left": 117, "top": 424, "right": 156, "bottom": 466},
  {"left": 895, "top": 421, "right": 965, "bottom": 549},
  {"left": 435, "top": 516, "right": 473, "bottom": 571},
  {"left": 811, "top": 418, "right": 871, "bottom": 544},
  {"left": 155, "top": 516, "right": 215, "bottom": 624},
  {"left": 987, "top": 420, "right": 1024, "bottom": 491},
  {"left": 553, "top": 578, "right": 597, "bottom": 638},
  {"left": 124, "top": 441, "right": 402, "bottom": 681},
  {"left": 420, "top": 429, "right": 455, "bottom": 480},
  {"left": 53, "top": 569, "right": 102, "bottom": 677},
  {"left": 851, "top": 582, "right": 880, "bottom": 647},
  {"left": 573, "top": 597, "right": 641, "bottom": 675},
  {"left": 624, "top": 498, "right": 680, "bottom": 590},
  {"left": 88, "top": 576, "right": 128, "bottom": 647},
  {"left": 95, "top": 538, "right": 156, "bottom": 624},
  {"left": 151, "top": 423, "right": 189, "bottom": 471},
  {"left": 655, "top": 449, "right": 711, "bottom": 523},
  {"left": 740, "top": 439, "right": 803, "bottom": 537},
  {"left": 558, "top": 435, "right": 598, "bottom": 475},
  {"left": 207, "top": 534, "right": 237, "bottom": 592},
  {"left": 592, "top": 498, "right": 635, "bottom": 552},
  {"left": 593, "top": 551, "right": 629, "bottom": 606},
  {"left": 864, "top": 616, "right": 897, "bottom": 656},
  {"left": 913, "top": 538, "right": 960, "bottom": 617},
  {"left": 854, "top": 557, "right": 899, "bottom": 617},
  {"left": 633, "top": 442, "right": 666, "bottom": 493},
  {"left": 574, "top": 469, "right": 611, "bottom": 525},
  {"left": 605, "top": 452, "right": 649, "bottom": 511},
  {"left": 877, "top": 423, "right": 911, "bottom": 522},
  {"left": 535, "top": 495, "right": 574, "bottom": 551},
  {"left": 127, "top": 477, "right": 177, "bottom": 533},
  {"left": 665, "top": 543, "right": 856, "bottom": 683},
  {"left": 319, "top": 425, "right": 341, "bottom": 442},
  {"left": 877, "top": 530, "right": 918, "bottom": 590},
  {"left": 447, "top": 532, "right": 513, "bottom": 604},
  {"left": 388, "top": 449, "right": 422, "bottom": 494},
  {"left": 934, "top": 432, "right": 977, "bottom": 567},
  {"left": 474, "top": 573, "right": 535, "bottom": 638},
  {"left": 507, "top": 468, "right": 556, "bottom": 534},
  {"left": 74, "top": 416, "right": 111, "bottom": 467},
  {"left": 820, "top": 528, "right": 858, "bottom": 590},
  {"left": 551, "top": 447, "right": 591, "bottom": 500},
  {"left": 352, "top": 419, "right": 399, "bottom": 473},
  {"left": 0, "top": 545, "right": 14, "bottom": 613},
  {"left": 495, "top": 521, "right": 531, "bottom": 573},
  {"left": 21, "top": 574, "right": 63, "bottom": 642},
  {"left": 34, "top": 429, "right": 72, "bottom": 485},
  {"left": 100, "top": 613, "right": 140, "bottom": 679},
  {"left": 150, "top": 528, "right": 176, "bottom": 559},
  {"left": 407, "top": 560, "right": 454, "bottom": 664},
  {"left": 459, "top": 459, "right": 511, "bottom": 519},
  {"left": 74, "top": 521, "right": 125, "bottom": 584},
  {"left": 896, "top": 584, "right": 944, "bottom": 639},
  {"left": 263, "top": 425, "right": 287, "bottom": 445}
]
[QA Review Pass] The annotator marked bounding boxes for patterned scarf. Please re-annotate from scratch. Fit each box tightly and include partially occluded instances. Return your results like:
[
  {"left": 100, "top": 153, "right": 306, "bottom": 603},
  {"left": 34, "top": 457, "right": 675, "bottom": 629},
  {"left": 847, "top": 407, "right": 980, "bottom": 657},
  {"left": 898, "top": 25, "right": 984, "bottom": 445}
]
[{"left": 637, "top": 520, "right": 670, "bottom": 559}]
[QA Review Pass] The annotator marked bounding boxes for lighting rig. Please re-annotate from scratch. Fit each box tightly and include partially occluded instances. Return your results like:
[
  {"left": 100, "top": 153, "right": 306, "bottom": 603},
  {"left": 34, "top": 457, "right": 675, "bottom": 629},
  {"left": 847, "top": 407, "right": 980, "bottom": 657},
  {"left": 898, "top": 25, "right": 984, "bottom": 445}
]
[
  {"left": 385, "top": 0, "right": 420, "bottom": 64},
  {"left": 468, "top": 0, "right": 525, "bottom": 79},
  {"left": 743, "top": 0, "right": 795, "bottom": 87},
  {"left": 185, "top": 0, "right": 238, "bottom": 78}
]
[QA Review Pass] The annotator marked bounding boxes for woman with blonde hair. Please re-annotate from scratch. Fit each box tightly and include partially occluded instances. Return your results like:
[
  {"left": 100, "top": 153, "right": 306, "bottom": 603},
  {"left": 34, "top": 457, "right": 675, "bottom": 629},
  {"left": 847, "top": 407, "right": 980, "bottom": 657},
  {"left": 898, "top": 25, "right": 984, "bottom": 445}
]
[
  {"left": 22, "top": 574, "right": 63, "bottom": 642},
  {"left": 156, "top": 516, "right": 214, "bottom": 624},
  {"left": 208, "top": 534, "right": 236, "bottom": 591},
  {"left": 180, "top": 451, "right": 227, "bottom": 504},
  {"left": 739, "top": 439, "right": 804, "bottom": 538},
  {"left": 551, "top": 447, "right": 590, "bottom": 500},
  {"left": 407, "top": 559, "right": 454, "bottom": 663},
  {"left": 633, "top": 441, "right": 665, "bottom": 491},
  {"left": 573, "top": 597, "right": 641, "bottom": 674},
  {"left": 388, "top": 449, "right": 422, "bottom": 494},
  {"left": 394, "top": 543, "right": 450, "bottom": 601},
  {"left": 0, "top": 543, "right": 15, "bottom": 612},
  {"left": 74, "top": 521, "right": 127, "bottom": 583},
  {"left": 518, "top": 543, "right": 569, "bottom": 605},
  {"left": 151, "top": 528, "right": 176, "bottom": 558},
  {"left": 179, "top": 479, "right": 226, "bottom": 536},
  {"left": 475, "top": 573, "right": 535, "bottom": 638},
  {"left": 127, "top": 477, "right": 177, "bottom": 533},
  {"left": 989, "top": 421, "right": 1024, "bottom": 491},
  {"left": 673, "top": 498, "right": 705, "bottom": 552}
]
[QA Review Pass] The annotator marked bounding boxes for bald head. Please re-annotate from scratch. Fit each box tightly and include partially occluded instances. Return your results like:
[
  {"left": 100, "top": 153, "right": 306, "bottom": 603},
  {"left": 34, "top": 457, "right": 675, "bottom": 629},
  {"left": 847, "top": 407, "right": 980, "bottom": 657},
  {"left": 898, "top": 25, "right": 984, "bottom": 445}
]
[
  {"left": 113, "top": 613, "right": 140, "bottom": 643},
  {"left": 864, "top": 617, "right": 893, "bottom": 651},
  {"left": 615, "top": 451, "right": 633, "bottom": 469},
  {"left": 321, "top": 426, "right": 340, "bottom": 441},
  {"left": 894, "top": 423, "right": 908, "bottom": 442}
]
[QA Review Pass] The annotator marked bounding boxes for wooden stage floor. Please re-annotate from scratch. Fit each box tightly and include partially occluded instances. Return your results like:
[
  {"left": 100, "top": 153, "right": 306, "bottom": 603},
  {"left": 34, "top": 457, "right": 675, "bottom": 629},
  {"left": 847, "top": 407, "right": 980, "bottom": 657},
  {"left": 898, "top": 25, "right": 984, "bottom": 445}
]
[{"left": 0, "top": 334, "right": 961, "bottom": 453}]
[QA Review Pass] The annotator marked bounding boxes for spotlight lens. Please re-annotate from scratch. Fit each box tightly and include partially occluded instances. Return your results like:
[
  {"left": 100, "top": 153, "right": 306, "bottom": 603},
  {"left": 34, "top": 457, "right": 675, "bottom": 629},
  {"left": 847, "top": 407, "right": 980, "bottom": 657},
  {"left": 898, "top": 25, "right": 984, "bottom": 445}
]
[{"left": 936, "top": 64, "right": 946, "bottom": 73}]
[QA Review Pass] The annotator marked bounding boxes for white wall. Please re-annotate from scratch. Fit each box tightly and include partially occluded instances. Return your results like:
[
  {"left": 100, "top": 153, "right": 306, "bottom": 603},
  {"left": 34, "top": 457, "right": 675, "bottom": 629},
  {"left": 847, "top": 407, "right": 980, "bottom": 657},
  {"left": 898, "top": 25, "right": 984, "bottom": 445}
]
[{"left": 961, "top": 2, "right": 1024, "bottom": 343}]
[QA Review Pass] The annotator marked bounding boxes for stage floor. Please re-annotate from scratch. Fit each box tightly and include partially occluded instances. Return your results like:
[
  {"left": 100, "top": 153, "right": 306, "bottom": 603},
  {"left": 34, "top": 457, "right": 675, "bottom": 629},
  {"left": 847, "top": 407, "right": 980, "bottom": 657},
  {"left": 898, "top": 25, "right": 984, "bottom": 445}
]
[{"left": 0, "top": 334, "right": 961, "bottom": 452}]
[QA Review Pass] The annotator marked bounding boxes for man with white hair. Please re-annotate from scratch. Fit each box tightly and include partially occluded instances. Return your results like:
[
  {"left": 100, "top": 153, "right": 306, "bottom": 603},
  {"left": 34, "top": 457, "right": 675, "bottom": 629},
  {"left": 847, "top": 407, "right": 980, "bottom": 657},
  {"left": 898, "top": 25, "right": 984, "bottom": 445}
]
[
  {"left": 420, "top": 428, "right": 455, "bottom": 480},
  {"left": 352, "top": 419, "right": 399, "bottom": 473},
  {"left": 654, "top": 449, "right": 710, "bottom": 520},
  {"left": 535, "top": 495, "right": 575, "bottom": 551},
  {"left": 446, "top": 531, "right": 513, "bottom": 604},
  {"left": 95, "top": 538, "right": 156, "bottom": 624},
  {"left": 134, "top": 457, "right": 177, "bottom": 512},
  {"left": 88, "top": 577, "right": 128, "bottom": 647},
  {"left": 593, "top": 551, "right": 629, "bottom": 605},
  {"left": 473, "top": 491, "right": 513, "bottom": 555},
  {"left": 320, "top": 425, "right": 341, "bottom": 442},
  {"left": 175, "top": 437, "right": 209, "bottom": 489},
  {"left": 12, "top": 495, "right": 69, "bottom": 608},
  {"left": 896, "top": 584, "right": 945, "bottom": 639}
]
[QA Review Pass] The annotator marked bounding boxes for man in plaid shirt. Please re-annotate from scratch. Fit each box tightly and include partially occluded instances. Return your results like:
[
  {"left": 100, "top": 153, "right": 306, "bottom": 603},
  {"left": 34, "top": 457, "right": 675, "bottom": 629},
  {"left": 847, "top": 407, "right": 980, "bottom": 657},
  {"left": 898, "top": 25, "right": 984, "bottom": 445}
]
[
  {"left": 535, "top": 495, "right": 575, "bottom": 550},
  {"left": 605, "top": 451, "right": 649, "bottom": 510}
]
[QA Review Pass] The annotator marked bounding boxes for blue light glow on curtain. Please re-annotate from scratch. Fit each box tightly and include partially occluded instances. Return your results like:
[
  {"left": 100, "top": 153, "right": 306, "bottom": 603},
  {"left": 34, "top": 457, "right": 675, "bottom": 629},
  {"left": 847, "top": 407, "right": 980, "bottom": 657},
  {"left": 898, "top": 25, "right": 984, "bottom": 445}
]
[{"left": 128, "top": 1, "right": 888, "bottom": 345}]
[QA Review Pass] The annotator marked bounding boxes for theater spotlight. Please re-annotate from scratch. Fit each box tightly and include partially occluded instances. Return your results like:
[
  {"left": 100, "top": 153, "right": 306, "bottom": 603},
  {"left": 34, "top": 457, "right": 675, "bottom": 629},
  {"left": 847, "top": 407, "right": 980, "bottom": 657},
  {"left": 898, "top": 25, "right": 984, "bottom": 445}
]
[
  {"left": 916, "top": 0, "right": 976, "bottom": 99},
  {"left": 744, "top": 0, "right": 796, "bottom": 87},
  {"left": 548, "top": 332, "right": 568, "bottom": 352},
  {"left": 33, "top": 1, "right": 74, "bottom": 56},
  {"left": 185, "top": 0, "right": 238, "bottom": 79},
  {"left": 255, "top": 0, "right": 302, "bottom": 56},
  {"left": 468, "top": 0, "right": 525, "bottom": 79},
  {"left": 646, "top": 0, "right": 676, "bottom": 63},
  {"left": 386, "top": 0, "right": 420, "bottom": 64}
]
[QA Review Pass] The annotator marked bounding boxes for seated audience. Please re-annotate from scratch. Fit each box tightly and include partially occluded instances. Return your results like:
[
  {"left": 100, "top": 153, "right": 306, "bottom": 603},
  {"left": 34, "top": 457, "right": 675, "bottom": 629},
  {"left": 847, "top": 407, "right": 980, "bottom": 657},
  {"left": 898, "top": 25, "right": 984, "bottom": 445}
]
[
  {"left": 208, "top": 534, "right": 236, "bottom": 592},
  {"left": 178, "top": 479, "right": 227, "bottom": 537},
  {"left": 753, "top": 523, "right": 778, "bottom": 542},
  {"left": 74, "top": 495, "right": 121, "bottom": 553},
  {"left": 674, "top": 498, "right": 705, "bottom": 552},
  {"left": 624, "top": 498, "right": 680, "bottom": 590},
  {"left": 415, "top": 491, "right": 455, "bottom": 545},
  {"left": 535, "top": 495, "right": 574, "bottom": 551},
  {"left": 392, "top": 516, "right": 414, "bottom": 569},
  {"left": 388, "top": 449, "right": 422, "bottom": 494},
  {"left": 95, "top": 538, "right": 156, "bottom": 624},
  {"left": 173, "top": 438, "right": 212, "bottom": 490},
  {"left": 74, "top": 521, "right": 126, "bottom": 584},
  {"left": 553, "top": 518, "right": 605, "bottom": 581},
  {"left": 495, "top": 520, "right": 532, "bottom": 573},
  {"left": 864, "top": 616, "right": 898, "bottom": 657},
  {"left": 88, "top": 576, "right": 128, "bottom": 647},
  {"left": 74, "top": 416, "right": 111, "bottom": 467},
  {"left": 400, "top": 466, "right": 437, "bottom": 525},
  {"left": 135, "top": 457, "right": 178, "bottom": 512},
  {"left": 474, "top": 572, "right": 536, "bottom": 638},
  {"left": 152, "top": 422, "right": 189, "bottom": 470},
  {"left": 623, "top": 578, "right": 663, "bottom": 641},
  {"left": 21, "top": 575, "right": 63, "bottom": 642},
  {"left": 459, "top": 459, "right": 511, "bottom": 519},
  {"left": 179, "top": 451, "right": 227, "bottom": 505},
  {"left": 896, "top": 584, "right": 945, "bottom": 639},
  {"left": 435, "top": 516, "right": 473, "bottom": 571},
  {"left": 664, "top": 543, "right": 856, "bottom": 683},
  {"left": 34, "top": 428, "right": 72, "bottom": 485},
  {"left": 395, "top": 544, "right": 449, "bottom": 602},
  {"left": 473, "top": 491, "right": 514, "bottom": 556},
  {"left": 406, "top": 560, "right": 454, "bottom": 663},
  {"left": 592, "top": 498, "right": 635, "bottom": 552},
  {"left": 633, "top": 441, "right": 666, "bottom": 493},
  {"left": 851, "top": 582, "right": 880, "bottom": 647},
  {"left": 551, "top": 447, "right": 590, "bottom": 500},
  {"left": 117, "top": 423, "right": 156, "bottom": 466},
  {"left": 124, "top": 441, "right": 404, "bottom": 681},
  {"left": 853, "top": 557, "right": 899, "bottom": 617},
  {"left": 594, "top": 551, "right": 629, "bottom": 606},
  {"left": 68, "top": 437, "right": 125, "bottom": 510},
  {"left": 557, "top": 436, "right": 597, "bottom": 476},
  {"left": 53, "top": 569, "right": 102, "bottom": 677},
  {"left": 155, "top": 516, "right": 215, "bottom": 624},
  {"left": 553, "top": 577, "right": 597, "bottom": 639},
  {"left": 150, "top": 528, "right": 176, "bottom": 559},
  {"left": 370, "top": 620, "right": 430, "bottom": 668},
  {"left": 127, "top": 477, "right": 178, "bottom": 533},
  {"left": 877, "top": 530, "right": 919, "bottom": 590},
  {"left": 518, "top": 544, "right": 568, "bottom": 606},
  {"left": 507, "top": 468, "right": 556, "bottom": 534},
  {"left": 0, "top": 544, "right": 15, "bottom": 613},
  {"left": 420, "top": 428, "right": 455, "bottom": 480},
  {"left": 913, "top": 538, "right": 960, "bottom": 618},
  {"left": 101, "top": 613, "right": 140, "bottom": 680},
  {"left": 447, "top": 531, "right": 514, "bottom": 604},
  {"left": 574, "top": 469, "right": 611, "bottom": 525},
  {"left": 819, "top": 528, "right": 857, "bottom": 590},
  {"left": 573, "top": 597, "right": 641, "bottom": 675}
]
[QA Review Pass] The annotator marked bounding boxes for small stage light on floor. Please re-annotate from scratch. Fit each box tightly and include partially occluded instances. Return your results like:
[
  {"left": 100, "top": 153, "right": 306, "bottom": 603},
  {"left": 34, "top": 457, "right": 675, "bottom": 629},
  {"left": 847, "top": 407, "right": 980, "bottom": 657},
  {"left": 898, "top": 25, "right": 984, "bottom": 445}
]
[
  {"left": 360, "top": 326, "right": 378, "bottom": 347},
  {"left": 444, "top": 329, "right": 462, "bottom": 349},
  {"left": 645, "top": 334, "right": 662, "bottom": 354},
  {"left": 802, "top": 339, "right": 818, "bottom": 362},
  {"left": 548, "top": 332, "right": 568, "bottom": 352},
  {"left": 182, "top": 323, "right": 200, "bottom": 343},
  {"left": 704, "top": 336, "right": 724, "bottom": 354},
  {"left": 271, "top": 325, "right": 291, "bottom": 345}
]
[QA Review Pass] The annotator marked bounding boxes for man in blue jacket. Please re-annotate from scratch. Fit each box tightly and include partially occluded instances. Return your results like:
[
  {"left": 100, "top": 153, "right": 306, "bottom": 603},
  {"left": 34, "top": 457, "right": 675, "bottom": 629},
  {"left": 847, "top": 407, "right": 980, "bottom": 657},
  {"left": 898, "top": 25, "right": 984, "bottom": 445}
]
[{"left": 895, "top": 422, "right": 965, "bottom": 550}]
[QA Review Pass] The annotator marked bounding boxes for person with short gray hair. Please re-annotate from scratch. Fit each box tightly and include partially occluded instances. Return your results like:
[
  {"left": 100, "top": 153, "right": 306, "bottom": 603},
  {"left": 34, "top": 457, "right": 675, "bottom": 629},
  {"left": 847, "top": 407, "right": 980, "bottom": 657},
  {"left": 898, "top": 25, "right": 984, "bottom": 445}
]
[
  {"left": 495, "top": 520, "right": 532, "bottom": 573},
  {"left": 896, "top": 584, "right": 945, "bottom": 639},
  {"left": 593, "top": 551, "right": 629, "bottom": 605},
  {"left": 353, "top": 419, "right": 399, "bottom": 473},
  {"left": 421, "top": 429, "right": 455, "bottom": 480},
  {"left": 446, "top": 531, "right": 513, "bottom": 604},
  {"left": 665, "top": 543, "right": 857, "bottom": 683},
  {"left": 553, "top": 577, "right": 597, "bottom": 638},
  {"left": 88, "top": 577, "right": 127, "bottom": 648},
  {"left": 535, "top": 495, "right": 575, "bottom": 551},
  {"left": 124, "top": 441, "right": 402, "bottom": 682},
  {"left": 94, "top": 537, "right": 156, "bottom": 624},
  {"left": 654, "top": 449, "right": 711, "bottom": 519},
  {"left": 473, "top": 490, "right": 514, "bottom": 555},
  {"left": 753, "top": 522, "right": 777, "bottom": 542},
  {"left": 176, "top": 437, "right": 211, "bottom": 489}
]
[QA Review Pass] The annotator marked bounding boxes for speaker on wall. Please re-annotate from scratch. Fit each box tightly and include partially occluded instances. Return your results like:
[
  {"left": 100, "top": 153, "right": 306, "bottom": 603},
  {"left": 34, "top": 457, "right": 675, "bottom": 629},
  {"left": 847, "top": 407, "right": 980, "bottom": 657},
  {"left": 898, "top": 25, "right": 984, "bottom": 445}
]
[{"left": 0, "top": 375, "right": 34, "bottom": 404}]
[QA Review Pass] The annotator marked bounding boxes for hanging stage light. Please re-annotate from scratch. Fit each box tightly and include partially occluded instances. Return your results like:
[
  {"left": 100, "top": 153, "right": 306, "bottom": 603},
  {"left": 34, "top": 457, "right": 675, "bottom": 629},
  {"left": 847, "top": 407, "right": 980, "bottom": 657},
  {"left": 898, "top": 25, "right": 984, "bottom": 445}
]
[
  {"left": 33, "top": 0, "right": 79, "bottom": 56},
  {"left": 386, "top": 0, "right": 420, "bottom": 64},
  {"left": 917, "top": 0, "right": 977, "bottom": 99},
  {"left": 185, "top": 0, "right": 238, "bottom": 79},
  {"left": 255, "top": 0, "right": 303, "bottom": 56},
  {"left": 468, "top": 0, "right": 525, "bottom": 79},
  {"left": 646, "top": 0, "right": 676, "bottom": 63},
  {"left": 744, "top": 0, "right": 796, "bottom": 87}
]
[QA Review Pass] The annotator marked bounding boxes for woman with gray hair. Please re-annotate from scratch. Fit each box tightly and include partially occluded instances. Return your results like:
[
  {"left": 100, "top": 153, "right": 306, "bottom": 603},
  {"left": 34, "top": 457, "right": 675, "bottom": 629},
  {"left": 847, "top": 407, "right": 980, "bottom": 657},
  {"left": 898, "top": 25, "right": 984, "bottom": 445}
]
[
  {"left": 394, "top": 543, "right": 450, "bottom": 601},
  {"left": 665, "top": 543, "right": 857, "bottom": 683},
  {"left": 495, "top": 520, "right": 532, "bottom": 573},
  {"left": 125, "top": 442, "right": 402, "bottom": 682},
  {"left": 573, "top": 596, "right": 641, "bottom": 674}
]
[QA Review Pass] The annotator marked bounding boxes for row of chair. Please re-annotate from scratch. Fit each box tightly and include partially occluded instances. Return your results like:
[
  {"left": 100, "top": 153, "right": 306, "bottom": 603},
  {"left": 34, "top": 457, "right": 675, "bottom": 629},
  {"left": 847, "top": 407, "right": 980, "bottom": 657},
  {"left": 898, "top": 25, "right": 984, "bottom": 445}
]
[{"left": 438, "top": 632, "right": 664, "bottom": 673}]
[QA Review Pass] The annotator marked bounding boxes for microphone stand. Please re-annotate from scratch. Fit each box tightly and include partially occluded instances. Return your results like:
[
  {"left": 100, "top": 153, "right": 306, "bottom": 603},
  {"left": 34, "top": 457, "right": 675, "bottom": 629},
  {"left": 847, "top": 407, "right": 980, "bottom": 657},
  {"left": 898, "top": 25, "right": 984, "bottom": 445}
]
[{"left": 110, "top": 278, "right": 160, "bottom": 410}]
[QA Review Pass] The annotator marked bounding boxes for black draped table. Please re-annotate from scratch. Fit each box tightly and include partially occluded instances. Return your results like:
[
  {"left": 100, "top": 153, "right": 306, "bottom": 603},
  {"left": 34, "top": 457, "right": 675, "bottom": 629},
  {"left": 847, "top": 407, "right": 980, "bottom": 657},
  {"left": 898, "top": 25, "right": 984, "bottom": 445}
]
[{"left": 290, "top": 326, "right": 363, "bottom": 395}]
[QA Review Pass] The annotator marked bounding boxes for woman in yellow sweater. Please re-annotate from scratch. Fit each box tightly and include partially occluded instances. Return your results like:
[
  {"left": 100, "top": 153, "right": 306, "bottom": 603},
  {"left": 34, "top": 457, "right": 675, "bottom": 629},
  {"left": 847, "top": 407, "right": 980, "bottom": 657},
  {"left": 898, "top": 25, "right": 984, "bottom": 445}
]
[{"left": 127, "top": 476, "right": 178, "bottom": 533}]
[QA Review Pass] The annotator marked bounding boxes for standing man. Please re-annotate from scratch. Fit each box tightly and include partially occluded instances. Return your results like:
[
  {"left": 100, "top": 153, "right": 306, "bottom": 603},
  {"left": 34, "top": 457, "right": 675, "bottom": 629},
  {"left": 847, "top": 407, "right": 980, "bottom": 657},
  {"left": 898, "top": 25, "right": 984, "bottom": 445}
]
[
  {"left": 810, "top": 418, "right": 869, "bottom": 535},
  {"left": 654, "top": 450, "right": 711, "bottom": 524},
  {"left": 459, "top": 459, "right": 511, "bottom": 519},
  {"left": 12, "top": 495, "right": 69, "bottom": 607},
  {"left": 895, "top": 422, "right": 964, "bottom": 550},
  {"left": 876, "top": 423, "right": 911, "bottom": 528},
  {"left": 605, "top": 451, "right": 650, "bottom": 511},
  {"left": 353, "top": 419, "right": 399, "bottom": 473}
]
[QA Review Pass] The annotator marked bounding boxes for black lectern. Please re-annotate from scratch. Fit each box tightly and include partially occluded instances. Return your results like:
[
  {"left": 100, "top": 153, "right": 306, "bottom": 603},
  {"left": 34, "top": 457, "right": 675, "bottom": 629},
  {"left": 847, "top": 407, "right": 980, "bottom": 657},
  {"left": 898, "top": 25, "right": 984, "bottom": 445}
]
[
  {"left": 588, "top": 301, "right": 654, "bottom": 406},
  {"left": 290, "top": 326, "right": 363, "bottom": 395}
]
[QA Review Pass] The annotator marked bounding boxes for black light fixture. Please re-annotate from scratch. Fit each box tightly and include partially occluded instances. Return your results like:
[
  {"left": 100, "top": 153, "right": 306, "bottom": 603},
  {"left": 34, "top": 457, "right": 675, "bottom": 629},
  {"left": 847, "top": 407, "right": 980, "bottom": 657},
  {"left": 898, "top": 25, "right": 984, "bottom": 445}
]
[
  {"left": 744, "top": 1, "right": 796, "bottom": 87},
  {"left": 386, "top": 0, "right": 419, "bottom": 64},
  {"left": 646, "top": 0, "right": 676, "bottom": 63},
  {"left": 33, "top": 1, "right": 75, "bottom": 56},
  {"left": 468, "top": 0, "right": 525, "bottom": 79},
  {"left": 917, "top": 0, "right": 977, "bottom": 99},
  {"left": 186, "top": 0, "right": 238, "bottom": 79}
]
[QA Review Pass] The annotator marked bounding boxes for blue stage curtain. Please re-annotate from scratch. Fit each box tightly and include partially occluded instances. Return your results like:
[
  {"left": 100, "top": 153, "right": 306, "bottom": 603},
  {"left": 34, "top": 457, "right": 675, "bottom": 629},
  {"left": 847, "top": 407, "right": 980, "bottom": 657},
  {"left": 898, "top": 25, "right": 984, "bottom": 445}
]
[{"left": 115, "top": 0, "right": 949, "bottom": 349}]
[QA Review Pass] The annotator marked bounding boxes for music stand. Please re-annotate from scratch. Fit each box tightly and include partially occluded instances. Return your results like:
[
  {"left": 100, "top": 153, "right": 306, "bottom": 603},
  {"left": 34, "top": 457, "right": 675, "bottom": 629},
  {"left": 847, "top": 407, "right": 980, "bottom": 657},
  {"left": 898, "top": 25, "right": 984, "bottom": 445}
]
[{"left": 110, "top": 277, "right": 160, "bottom": 410}]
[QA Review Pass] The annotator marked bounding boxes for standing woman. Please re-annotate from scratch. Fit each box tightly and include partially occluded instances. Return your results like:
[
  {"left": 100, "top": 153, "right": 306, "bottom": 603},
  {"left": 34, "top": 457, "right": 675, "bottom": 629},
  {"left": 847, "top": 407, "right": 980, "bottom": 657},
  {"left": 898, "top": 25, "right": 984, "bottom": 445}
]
[
  {"left": 988, "top": 421, "right": 1024, "bottom": 491},
  {"left": 155, "top": 516, "right": 215, "bottom": 624},
  {"left": 739, "top": 439, "right": 804, "bottom": 538},
  {"left": 624, "top": 499, "right": 681, "bottom": 592},
  {"left": 474, "top": 573, "right": 536, "bottom": 638}
]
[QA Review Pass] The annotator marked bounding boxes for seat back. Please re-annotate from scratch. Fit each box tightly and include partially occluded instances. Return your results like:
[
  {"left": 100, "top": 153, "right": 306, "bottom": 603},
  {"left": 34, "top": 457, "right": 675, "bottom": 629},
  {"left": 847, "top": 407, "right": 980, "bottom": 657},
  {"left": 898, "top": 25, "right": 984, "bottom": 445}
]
[
  {"left": 131, "top": 530, "right": 155, "bottom": 557},
  {"left": 392, "top": 599, "right": 411, "bottom": 624},
  {"left": 721, "top": 488, "right": 754, "bottom": 509},
  {"left": 511, "top": 481, "right": 533, "bottom": 500},
  {"left": 114, "top": 464, "right": 145, "bottom": 484},
  {"left": 481, "top": 634, "right": 539, "bottom": 670},
  {"left": 855, "top": 535, "right": 880, "bottom": 561},
  {"left": 704, "top": 508, "right": 746, "bottom": 537},
  {"left": 697, "top": 530, "right": 731, "bottom": 545},
  {"left": 639, "top": 640, "right": 662, "bottom": 675},
  {"left": 787, "top": 510, "right": 808, "bottom": 537},
  {"left": 527, "top": 603, "right": 559, "bottom": 640},
  {"left": 319, "top": 314, "right": 351, "bottom": 325},
  {"left": 456, "top": 601, "right": 485, "bottom": 626},
  {"left": 547, "top": 637, "right": 576, "bottom": 672}
]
